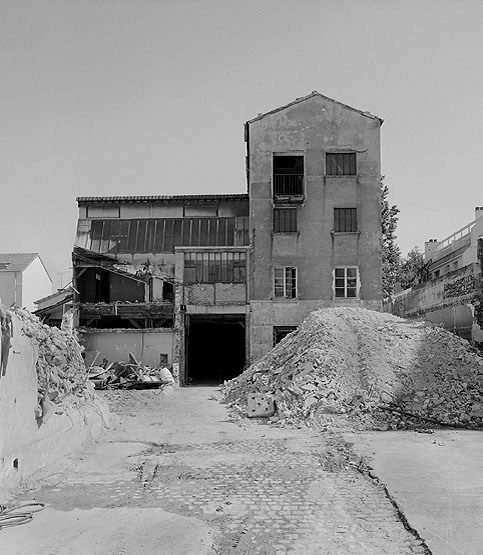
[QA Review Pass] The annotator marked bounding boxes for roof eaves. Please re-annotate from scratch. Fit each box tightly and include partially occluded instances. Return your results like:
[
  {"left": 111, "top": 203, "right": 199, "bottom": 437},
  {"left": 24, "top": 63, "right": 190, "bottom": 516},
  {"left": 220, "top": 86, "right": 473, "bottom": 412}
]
[
  {"left": 76, "top": 193, "right": 249, "bottom": 204},
  {"left": 246, "top": 91, "right": 383, "bottom": 125}
]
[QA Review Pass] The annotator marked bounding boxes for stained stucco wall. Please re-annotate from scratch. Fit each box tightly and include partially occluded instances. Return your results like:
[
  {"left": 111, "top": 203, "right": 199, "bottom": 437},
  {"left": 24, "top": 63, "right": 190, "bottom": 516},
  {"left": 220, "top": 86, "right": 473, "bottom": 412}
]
[
  {"left": 0, "top": 272, "right": 17, "bottom": 307},
  {"left": 248, "top": 95, "right": 382, "bottom": 306},
  {"left": 246, "top": 95, "right": 382, "bottom": 362},
  {"left": 81, "top": 328, "right": 174, "bottom": 368}
]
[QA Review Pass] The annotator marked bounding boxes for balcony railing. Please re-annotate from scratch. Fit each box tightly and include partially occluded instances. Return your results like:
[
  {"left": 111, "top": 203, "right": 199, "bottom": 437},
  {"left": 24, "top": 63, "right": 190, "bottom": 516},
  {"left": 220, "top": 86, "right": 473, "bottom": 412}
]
[
  {"left": 435, "top": 220, "right": 476, "bottom": 252},
  {"left": 273, "top": 174, "right": 304, "bottom": 198}
]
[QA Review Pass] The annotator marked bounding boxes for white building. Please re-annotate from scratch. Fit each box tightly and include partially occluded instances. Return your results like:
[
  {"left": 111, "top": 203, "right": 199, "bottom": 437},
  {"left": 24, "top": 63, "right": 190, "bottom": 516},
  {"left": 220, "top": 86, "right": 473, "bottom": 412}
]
[{"left": 0, "top": 253, "right": 52, "bottom": 312}]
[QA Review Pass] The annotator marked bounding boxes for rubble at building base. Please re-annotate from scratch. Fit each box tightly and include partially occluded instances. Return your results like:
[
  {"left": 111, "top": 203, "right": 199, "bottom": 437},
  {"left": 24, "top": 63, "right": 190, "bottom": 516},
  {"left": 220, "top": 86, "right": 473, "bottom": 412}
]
[
  {"left": 12, "top": 307, "right": 97, "bottom": 424},
  {"left": 222, "top": 307, "right": 483, "bottom": 430}
]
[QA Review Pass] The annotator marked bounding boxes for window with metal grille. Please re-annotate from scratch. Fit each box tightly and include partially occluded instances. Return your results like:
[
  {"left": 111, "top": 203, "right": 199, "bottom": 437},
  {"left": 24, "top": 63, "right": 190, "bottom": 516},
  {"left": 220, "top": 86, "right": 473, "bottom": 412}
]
[
  {"left": 326, "top": 153, "right": 356, "bottom": 176},
  {"left": 274, "top": 267, "right": 297, "bottom": 299},
  {"left": 273, "top": 155, "right": 304, "bottom": 197},
  {"left": 334, "top": 267, "right": 358, "bottom": 298},
  {"left": 334, "top": 208, "right": 358, "bottom": 232},
  {"left": 184, "top": 251, "right": 246, "bottom": 283},
  {"left": 273, "top": 208, "right": 297, "bottom": 232}
]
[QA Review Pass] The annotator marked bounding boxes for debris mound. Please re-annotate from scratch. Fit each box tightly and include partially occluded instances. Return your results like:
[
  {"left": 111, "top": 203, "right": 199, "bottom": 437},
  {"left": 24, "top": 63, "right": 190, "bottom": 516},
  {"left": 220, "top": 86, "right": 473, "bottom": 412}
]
[
  {"left": 222, "top": 307, "right": 483, "bottom": 430},
  {"left": 12, "top": 308, "right": 95, "bottom": 421}
]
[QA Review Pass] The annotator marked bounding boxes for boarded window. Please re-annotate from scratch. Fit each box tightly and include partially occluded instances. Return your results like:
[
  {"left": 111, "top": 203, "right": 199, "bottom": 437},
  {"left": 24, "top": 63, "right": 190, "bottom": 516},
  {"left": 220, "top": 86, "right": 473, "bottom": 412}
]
[
  {"left": 326, "top": 153, "right": 356, "bottom": 176},
  {"left": 334, "top": 208, "right": 358, "bottom": 232},
  {"left": 334, "top": 267, "right": 358, "bottom": 298},
  {"left": 184, "top": 251, "right": 246, "bottom": 283},
  {"left": 274, "top": 208, "right": 297, "bottom": 232},
  {"left": 274, "top": 267, "right": 297, "bottom": 299}
]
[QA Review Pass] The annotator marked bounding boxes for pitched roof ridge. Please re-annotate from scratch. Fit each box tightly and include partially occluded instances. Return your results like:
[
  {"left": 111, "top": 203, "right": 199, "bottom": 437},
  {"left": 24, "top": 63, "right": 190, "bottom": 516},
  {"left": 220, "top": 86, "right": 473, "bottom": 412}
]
[{"left": 246, "top": 91, "right": 383, "bottom": 124}]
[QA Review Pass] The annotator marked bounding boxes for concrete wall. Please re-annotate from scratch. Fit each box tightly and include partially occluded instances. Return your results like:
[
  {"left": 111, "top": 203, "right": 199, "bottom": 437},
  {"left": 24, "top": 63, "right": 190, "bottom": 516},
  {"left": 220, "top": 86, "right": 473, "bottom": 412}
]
[
  {"left": 81, "top": 328, "right": 174, "bottom": 367},
  {"left": 0, "top": 313, "right": 108, "bottom": 494},
  {"left": 384, "top": 263, "right": 482, "bottom": 343}
]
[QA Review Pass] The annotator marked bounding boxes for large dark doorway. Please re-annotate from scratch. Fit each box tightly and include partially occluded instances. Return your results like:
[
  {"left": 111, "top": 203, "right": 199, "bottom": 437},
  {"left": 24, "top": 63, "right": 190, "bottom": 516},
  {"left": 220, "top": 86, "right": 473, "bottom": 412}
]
[{"left": 186, "top": 315, "right": 245, "bottom": 385}]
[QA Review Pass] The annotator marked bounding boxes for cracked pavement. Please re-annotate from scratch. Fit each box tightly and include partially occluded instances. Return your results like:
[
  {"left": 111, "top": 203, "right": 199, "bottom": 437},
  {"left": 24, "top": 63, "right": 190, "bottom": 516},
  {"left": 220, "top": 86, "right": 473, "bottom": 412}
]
[{"left": 2, "top": 387, "right": 429, "bottom": 554}]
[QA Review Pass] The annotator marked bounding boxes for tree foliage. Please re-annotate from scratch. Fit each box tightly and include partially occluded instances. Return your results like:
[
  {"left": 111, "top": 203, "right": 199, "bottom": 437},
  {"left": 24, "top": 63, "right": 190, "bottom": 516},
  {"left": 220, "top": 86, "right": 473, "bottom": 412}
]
[
  {"left": 380, "top": 177, "right": 401, "bottom": 297},
  {"left": 399, "top": 247, "right": 430, "bottom": 290}
]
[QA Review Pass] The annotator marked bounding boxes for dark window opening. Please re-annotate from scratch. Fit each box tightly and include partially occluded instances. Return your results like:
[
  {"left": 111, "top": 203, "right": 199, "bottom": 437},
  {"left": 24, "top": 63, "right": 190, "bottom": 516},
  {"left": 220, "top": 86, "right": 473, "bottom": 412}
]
[
  {"left": 326, "top": 153, "right": 356, "bottom": 176},
  {"left": 163, "top": 281, "right": 174, "bottom": 302},
  {"left": 334, "top": 208, "right": 358, "bottom": 232},
  {"left": 273, "top": 156, "right": 304, "bottom": 197},
  {"left": 79, "top": 316, "right": 173, "bottom": 329},
  {"left": 77, "top": 267, "right": 145, "bottom": 304},
  {"left": 273, "top": 326, "right": 298, "bottom": 346},
  {"left": 274, "top": 267, "right": 297, "bottom": 299},
  {"left": 274, "top": 208, "right": 297, "bottom": 232}
]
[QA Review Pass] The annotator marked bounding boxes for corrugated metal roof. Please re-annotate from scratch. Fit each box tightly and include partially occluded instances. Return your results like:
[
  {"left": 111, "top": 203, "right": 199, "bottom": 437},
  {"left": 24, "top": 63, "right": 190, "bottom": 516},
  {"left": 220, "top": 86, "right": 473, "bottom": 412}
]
[
  {"left": 77, "top": 194, "right": 249, "bottom": 204},
  {"left": 0, "top": 253, "right": 39, "bottom": 272},
  {"left": 246, "top": 91, "right": 384, "bottom": 125}
]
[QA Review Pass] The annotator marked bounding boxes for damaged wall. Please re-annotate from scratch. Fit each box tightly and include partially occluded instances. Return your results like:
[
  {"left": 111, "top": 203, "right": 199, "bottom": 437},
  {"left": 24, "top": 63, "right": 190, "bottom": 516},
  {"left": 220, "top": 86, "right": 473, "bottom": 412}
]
[
  {"left": 384, "top": 262, "right": 482, "bottom": 344},
  {"left": 81, "top": 328, "right": 174, "bottom": 368}
]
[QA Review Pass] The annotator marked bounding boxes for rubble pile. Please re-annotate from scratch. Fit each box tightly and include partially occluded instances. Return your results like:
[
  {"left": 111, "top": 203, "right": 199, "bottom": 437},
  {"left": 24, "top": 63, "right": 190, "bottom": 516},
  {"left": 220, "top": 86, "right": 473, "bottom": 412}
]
[
  {"left": 222, "top": 307, "right": 483, "bottom": 430},
  {"left": 13, "top": 308, "right": 95, "bottom": 418},
  {"left": 88, "top": 352, "right": 175, "bottom": 390}
]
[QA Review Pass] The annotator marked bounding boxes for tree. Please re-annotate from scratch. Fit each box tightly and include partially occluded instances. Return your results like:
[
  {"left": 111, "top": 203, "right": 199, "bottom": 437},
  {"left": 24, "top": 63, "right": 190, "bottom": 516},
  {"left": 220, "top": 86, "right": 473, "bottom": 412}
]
[
  {"left": 380, "top": 177, "right": 401, "bottom": 297},
  {"left": 399, "top": 247, "right": 429, "bottom": 290}
]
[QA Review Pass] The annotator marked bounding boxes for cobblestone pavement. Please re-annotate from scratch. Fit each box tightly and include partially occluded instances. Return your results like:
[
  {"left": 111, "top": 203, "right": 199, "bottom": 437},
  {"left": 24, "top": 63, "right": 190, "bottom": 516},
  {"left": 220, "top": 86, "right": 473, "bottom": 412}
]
[{"left": 11, "top": 389, "right": 431, "bottom": 554}]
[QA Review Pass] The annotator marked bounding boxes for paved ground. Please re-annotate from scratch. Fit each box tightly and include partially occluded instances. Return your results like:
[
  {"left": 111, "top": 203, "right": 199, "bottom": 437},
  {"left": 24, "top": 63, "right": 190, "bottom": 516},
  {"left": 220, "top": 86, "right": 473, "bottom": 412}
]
[
  {"left": 347, "top": 429, "right": 483, "bottom": 555},
  {"left": 2, "top": 387, "right": 426, "bottom": 554}
]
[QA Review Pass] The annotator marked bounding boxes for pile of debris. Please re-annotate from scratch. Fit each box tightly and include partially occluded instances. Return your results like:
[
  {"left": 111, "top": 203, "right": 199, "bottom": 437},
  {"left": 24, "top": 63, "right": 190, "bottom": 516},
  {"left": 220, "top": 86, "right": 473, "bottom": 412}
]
[
  {"left": 88, "top": 352, "right": 175, "bottom": 390},
  {"left": 222, "top": 307, "right": 483, "bottom": 430},
  {"left": 13, "top": 307, "right": 96, "bottom": 423}
]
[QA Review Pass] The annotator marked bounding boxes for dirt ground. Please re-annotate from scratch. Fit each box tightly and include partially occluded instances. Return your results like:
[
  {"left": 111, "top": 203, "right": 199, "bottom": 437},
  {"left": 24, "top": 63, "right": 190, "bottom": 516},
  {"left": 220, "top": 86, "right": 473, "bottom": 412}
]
[{"left": 2, "top": 387, "right": 429, "bottom": 555}]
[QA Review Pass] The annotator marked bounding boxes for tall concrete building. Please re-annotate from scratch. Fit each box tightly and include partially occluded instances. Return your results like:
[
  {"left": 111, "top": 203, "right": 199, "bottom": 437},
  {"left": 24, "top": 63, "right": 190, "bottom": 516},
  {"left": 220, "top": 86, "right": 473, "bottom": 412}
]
[
  {"left": 70, "top": 92, "right": 384, "bottom": 384},
  {"left": 246, "top": 92, "right": 383, "bottom": 362}
]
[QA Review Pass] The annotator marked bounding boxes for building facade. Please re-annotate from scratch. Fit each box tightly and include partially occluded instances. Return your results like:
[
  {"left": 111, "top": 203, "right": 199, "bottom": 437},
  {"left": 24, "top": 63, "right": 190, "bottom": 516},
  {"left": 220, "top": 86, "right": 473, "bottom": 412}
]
[
  {"left": 0, "top": 253, "right": 52, "bottom": 312},
  {"left": 385, "top": 208, "right": 483, "bottom": 345},
  {"left": 71, "top": 92, "right": 384, "bottom": 384}
]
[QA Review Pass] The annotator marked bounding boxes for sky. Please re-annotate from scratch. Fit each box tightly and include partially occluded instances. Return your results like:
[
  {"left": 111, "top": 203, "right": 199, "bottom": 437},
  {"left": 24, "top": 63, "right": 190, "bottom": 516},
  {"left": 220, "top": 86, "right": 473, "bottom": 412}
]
[{"left": 2, "top": 0, "right": 483, "bottom": 289}]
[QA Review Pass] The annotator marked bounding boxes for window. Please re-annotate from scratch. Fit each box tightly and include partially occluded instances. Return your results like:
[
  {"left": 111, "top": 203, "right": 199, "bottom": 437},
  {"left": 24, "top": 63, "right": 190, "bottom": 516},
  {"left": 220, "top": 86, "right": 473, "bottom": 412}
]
[
  {"left": 274, "top": 267, "right": 297, "bottom": 299},
  {"left": 184, "top": 251, "right": 246, "bottom": 283},
  {"left": 334, "top": 208, "right": 357, "bottom": 232},
  {"left": 326, "top": 153, "right": 356, "bottom": 176},
  {"left": 334, "top": 267, "right": 358, "bottom": 298},
  {"left": 274, "top": 208, "right": 297, "bottom": 232},
  {"left": 273, "top": 326, "right": 298, "bottom": 346},
  {"left": 273, "top": 155, "right": 304, "bottom": 197}
]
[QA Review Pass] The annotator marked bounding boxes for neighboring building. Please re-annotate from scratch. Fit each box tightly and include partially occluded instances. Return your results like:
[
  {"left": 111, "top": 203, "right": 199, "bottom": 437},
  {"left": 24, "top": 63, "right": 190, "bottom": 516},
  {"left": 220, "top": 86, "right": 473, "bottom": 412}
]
[
  {"left": 72, "top": 92, "right": 384, "bottom": 384},
  {"left": 0, "top": 253, "right": 52, "bottom": 312},
  {"left": 384, "top": 208, "right": 483, "bottom": 345}
]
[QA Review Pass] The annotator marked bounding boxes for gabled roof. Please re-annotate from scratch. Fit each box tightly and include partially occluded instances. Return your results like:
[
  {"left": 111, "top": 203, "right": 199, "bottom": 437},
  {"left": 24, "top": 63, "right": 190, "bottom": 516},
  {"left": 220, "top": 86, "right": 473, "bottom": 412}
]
[
  {"left": 0, "top": 253, "right": 52, "bottom": 281},
  {"left": 0, "top": 253, "right": 39, "bottom": 272},
  {"left": 77, "top": 194, "right": 249, "bottom": 205},
  {"left": 246, "top": 91, "right": 384, "bottom": 125}
]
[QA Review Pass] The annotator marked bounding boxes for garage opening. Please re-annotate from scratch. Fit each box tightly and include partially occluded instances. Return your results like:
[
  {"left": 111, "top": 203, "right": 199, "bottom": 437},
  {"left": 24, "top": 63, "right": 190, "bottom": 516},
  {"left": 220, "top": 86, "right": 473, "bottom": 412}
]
[{"left": 186, "top": 315, "right": 245, "bottom": 385}]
